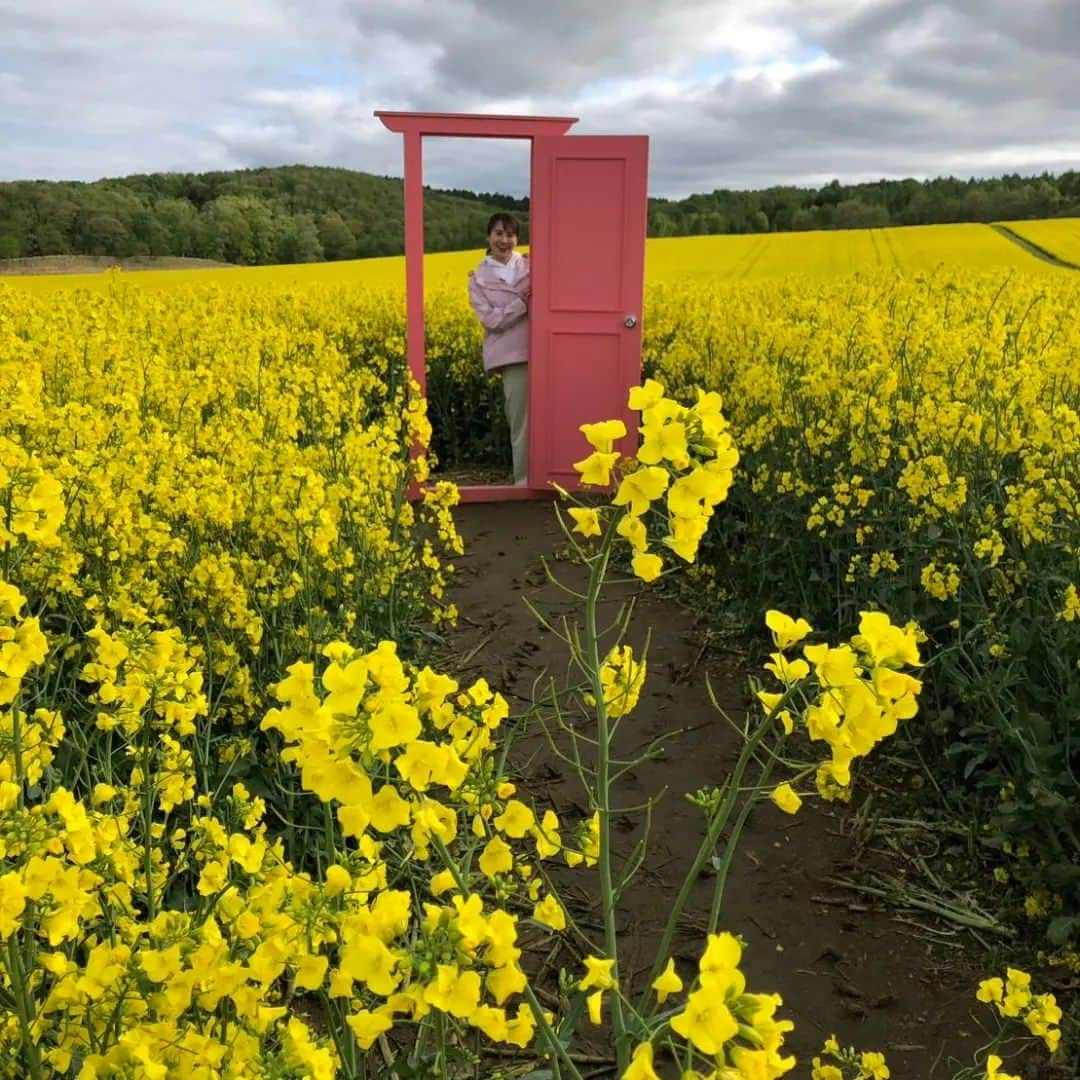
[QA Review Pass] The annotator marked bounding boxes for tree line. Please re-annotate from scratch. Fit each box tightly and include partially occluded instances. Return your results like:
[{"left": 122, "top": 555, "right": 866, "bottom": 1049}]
[
  {"left": 1, "top": 164, "right": 1078, "bottom": 265},
  {"left": 648, "top": 172, "right": 1080, "bottom": 236}
]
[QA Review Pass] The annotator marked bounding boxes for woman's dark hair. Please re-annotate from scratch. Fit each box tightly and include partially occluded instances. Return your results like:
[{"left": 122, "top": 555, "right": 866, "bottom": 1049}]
[
  {"left": 486, "top": 212, "right": 519, "bottom": 238},
  {"left": 485, "top": 212, "right": 519, "bottom": 253}
]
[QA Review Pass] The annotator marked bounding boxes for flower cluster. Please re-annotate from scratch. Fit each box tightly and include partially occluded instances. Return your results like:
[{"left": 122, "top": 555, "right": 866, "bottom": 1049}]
[
  {"left": 0, "top": 571, "right": 346, "bottom": 1074},
  {"left": 810, "top": 1035, "right": 890, "bottom": 1080},
  {"left": 976, "top": 967, "right": 1062, "bottom": 1053},
  {"left": 0, "top": 280, "right": 460, "bottom": 745},
  {"left": 623, "top": 934, "right": 794, "bottom": 1079},
  {"left": 647, "top": 270, "right": 1080, "bottom": 933},
  {"left": 260, "top": 640, "right": 593, "bottom": 1048},
  {"left": 825, "top": 964, "right": 1065, "bottom": 1080},
  {"left": 758, "top": 610, "right": 923, "bottom": 803},
  {"left": 571, "top": 379, "right": 740, "bottom": 582},
  {"left": 587, "top": 645, "right": 647, "bottom": 720},
  {"left": 2, "top": 582, "right": 592, "bottom": 1073}
]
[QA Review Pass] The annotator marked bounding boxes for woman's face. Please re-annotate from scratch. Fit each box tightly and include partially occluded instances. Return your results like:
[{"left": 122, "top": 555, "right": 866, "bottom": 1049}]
[{"left": 488, "top": 222, "right": 517, "bottom": 262}]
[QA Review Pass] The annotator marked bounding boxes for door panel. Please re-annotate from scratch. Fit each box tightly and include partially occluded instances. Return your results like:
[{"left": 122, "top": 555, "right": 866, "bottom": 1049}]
[
  {"left": 549, "top": 157, "right": 626, "bottom": 311},
  {"left": 542, "top": 331, "right": 622, "bottom": 482},
  {"left": 529, "top": 135, "right": 649, "bottom": 489}
]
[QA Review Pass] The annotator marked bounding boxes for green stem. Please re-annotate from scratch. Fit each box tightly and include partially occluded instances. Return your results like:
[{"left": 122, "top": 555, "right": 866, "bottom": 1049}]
[
  {"left": 707, "top": 750, "right": 780, "bottom": 935},
  {"left": 643, "top": 700, "right": 790, "bottom": 1002},
  {"left": 7, "top": 936, "right": 43, "bottom": 1080},
  {"left": 521, "top": 982, "right": 583, "bottom": 1080},
  {"left": 429, "top": 837, "right": 583, "bottom": 1079},
  {"left": 582, "top": 525, "right": 629, "bottom": 1072}
]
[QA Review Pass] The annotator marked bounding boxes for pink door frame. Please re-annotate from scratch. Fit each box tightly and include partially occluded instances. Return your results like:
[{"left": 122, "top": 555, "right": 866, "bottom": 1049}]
[{"left": 375, "top": 111, "right": 578, "bottom": 503}]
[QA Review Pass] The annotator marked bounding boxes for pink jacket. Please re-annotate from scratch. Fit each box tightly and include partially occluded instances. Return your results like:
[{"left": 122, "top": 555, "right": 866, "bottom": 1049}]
[{"left": 468, "top": 253, "right": 530, "bottom": 372}]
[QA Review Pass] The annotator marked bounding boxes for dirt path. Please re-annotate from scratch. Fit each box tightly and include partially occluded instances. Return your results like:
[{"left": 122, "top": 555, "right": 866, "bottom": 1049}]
[{"left": 443, "top": 501, "right": 987, "bottom": 1078}]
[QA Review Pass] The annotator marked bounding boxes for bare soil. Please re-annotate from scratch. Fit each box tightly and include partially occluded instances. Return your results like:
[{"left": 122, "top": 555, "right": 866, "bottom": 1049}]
[
  {"left": 443, "top": 500, "right": 995, "bottom": 1078},
  {"left": 0, "top": 254, "right": 234, "bottom": 276}
]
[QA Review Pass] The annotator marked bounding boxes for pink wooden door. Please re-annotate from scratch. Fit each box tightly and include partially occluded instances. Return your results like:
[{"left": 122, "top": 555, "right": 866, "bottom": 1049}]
[{"left": 528, "top": 135, "right": 649, "bottom": 489}]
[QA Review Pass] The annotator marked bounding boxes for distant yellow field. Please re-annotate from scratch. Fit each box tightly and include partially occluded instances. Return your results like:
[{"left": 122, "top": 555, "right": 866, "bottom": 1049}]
[
  {"left": 4, "top": 220, "right": 1066, "bottom": 296},
  {"left": 998, "top": 217, "right": 1080, "bottom": 266},
  {"left": 643, "top": 222, "right": 1056, "bottom": 280}
]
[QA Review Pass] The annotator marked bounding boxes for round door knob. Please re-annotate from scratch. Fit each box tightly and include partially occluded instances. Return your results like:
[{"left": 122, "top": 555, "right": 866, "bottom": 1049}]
[{"left": 624, "top": 315, "right": 638, "bottom": 328}]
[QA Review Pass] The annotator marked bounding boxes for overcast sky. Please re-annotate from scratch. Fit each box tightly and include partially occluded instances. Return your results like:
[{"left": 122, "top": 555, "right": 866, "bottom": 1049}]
[{"left": 1, "top": 0, "right": 1078, "bottom": 198}]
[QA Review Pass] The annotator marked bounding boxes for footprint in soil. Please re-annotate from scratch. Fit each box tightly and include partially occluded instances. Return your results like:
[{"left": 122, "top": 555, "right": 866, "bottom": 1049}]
[{"left": 444, "top": 501, "right": 989, "bottom": 1077}]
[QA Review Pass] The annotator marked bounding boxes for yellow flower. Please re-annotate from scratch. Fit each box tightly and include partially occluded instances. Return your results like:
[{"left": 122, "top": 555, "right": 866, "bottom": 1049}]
[
  {"left": 346, "top": 1008, "right": 393, "bottom": 1050},
  {"left": 574, "top": 450, "right": 620, "bottom": 486},
  {"left": 340, "top": 933, "right": 400, "bottom": 997},
  {"left": 91, "top": 783, "right": 118, "bottom": 805},
  {"left": 568, "top": 507, "right": 602, "bottom": 538},
  {"left": 425, "top": 964, "right": 482, "bottom": 1018},
  {"left": 803, "top": 643, "right": 861, "bottom": 687},
  {"left": 770, "top": 783, "right": 802, "bottom": 815},
  {"left": 670, "top": 986, "right": 738, "bottom": 1054},
  {"left": 765, "top": 610, "right": 813, "bottom": 649},
  {"left": 764, "top": 651, "right": 810, "bottom": 685},
  {"left": 622, "top": 1042, "right": 661, "bottom": 1080},
  {"left": 651, "top": 958, "right": 683, "bottom": 1003},
  {"left": 532, "top": 894, "right": 566, "bottom": 931},
  {"left": 368, "top": 701, "right": 421, "bottom": 752},
  {"left": 699, "top": 932, "right": 743, "bottom": 991},
  {"left": 0, "top": 872, "right": 28, "bottom": 938},
  {"left": 579, "top": 955, "right": 616, "bottom": 991},
  {"left": 141, "top": 944, "right": 183, "bottom": 982},
  {"left": 430, "top": 869, "right": 457, "bottom": 896},
  {"left": 594, "top": 645, "right": 647, "bottom": 719},
  {"left": 486, "top": 963, "right": 527, "bottom": 1005},
  {"left": 1058, "top": 582, "right": 1080, "bottom": 622},
  {"left": 324, "top": 865, "right": 351, "bottom": 897},
  {"left": 667, "top": 465, "right": 731, "bottom": 516},
  {"left": 859, "top": 1050, "right": 890, "bottom": 1079},
  {"left": 471, "top": 1004, "right": 509, "bottom": 1042},
  {"left": 985, "top": 1054, "right": 1022, "bottom": 1080},
  {"left": 294, "top": 953, "right": 329, "bottom": 991},
  {"left": 478, "top": 835, "right": 514, "bottom": 878},
  {"left": 580, "top": 419, "right": 627, "bottom": 453},
  {"left": 494, "top": 799, "right": 535, "bottom": 838},
  {"left": 587, "top": 989, "right": 605, "bottom": 1025},
  {"left": 616, "top": 511, "right": 648, "bottom": 552},
  {"left": 631, "top": 552, "right": 663, "bottom": 582},
  {"left": 853, "top": 611, "right": 921, "bottom": 667},
  {"left": 613, "top": 466, "right": 669, "bottom": 515},
  {"left": 628, "top": 378, "right": 666, "bottom": 412},
  {"left": 638, "top": 418, "right": 688, "bottom": 466},
  {"left": 504, "top": 1002, "right": 537, "bottom": 1048},
  {"left": 533, "top": 809, "right": 562, "bottom": 858}
]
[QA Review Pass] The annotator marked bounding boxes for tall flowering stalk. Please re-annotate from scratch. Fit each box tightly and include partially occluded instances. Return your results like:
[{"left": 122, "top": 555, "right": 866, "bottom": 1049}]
[{"left": 544, "top": 379, "right": 927, "bottom": 1078}]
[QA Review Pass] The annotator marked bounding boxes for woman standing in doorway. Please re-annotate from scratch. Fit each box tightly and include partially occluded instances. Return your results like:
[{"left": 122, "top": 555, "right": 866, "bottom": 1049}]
[{"left": 468, "top": 212, "right": 531, "bottom": 486}]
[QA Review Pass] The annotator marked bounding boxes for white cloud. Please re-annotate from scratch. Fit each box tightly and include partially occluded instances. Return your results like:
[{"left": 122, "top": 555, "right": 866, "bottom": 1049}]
[{"left": 0, "top": 0, "right": 1077, "bottom": 195}]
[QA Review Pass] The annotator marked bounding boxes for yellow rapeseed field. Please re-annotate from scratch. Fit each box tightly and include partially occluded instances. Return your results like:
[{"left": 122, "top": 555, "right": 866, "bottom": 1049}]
[
  {"left": 6, "top": 220, "right": 1062, "bottom": 297},
  {"left": 1000, "top": 216, "right": 1080, "bottom": 266},
  {"left": 1, "top": 221, "right": 1077, "bottom": 1076}
]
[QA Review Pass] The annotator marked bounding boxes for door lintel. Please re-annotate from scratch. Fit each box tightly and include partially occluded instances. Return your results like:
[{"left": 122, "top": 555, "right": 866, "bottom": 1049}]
[{"left": 375, "top": 111, "right": 577, "bottom": 139}]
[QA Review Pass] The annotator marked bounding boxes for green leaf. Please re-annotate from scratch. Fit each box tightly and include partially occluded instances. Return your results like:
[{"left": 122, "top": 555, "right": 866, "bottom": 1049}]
[
  {"left": 1046, "top": 915, "right": 1080, "bottom": 947},
  {"left": 557, "top": 992, "right": 587, "bottom": 1049}
]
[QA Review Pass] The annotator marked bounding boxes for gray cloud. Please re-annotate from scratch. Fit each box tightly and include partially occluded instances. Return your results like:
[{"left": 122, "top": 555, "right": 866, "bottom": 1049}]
[{"left": 0, "top": 0, "right": 1077, "bottom": 196}]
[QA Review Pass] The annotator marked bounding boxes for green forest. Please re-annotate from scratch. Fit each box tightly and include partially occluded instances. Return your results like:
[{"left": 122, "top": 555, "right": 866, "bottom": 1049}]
[{"left": 2, "top": 163, "right": 1079, "bottom": 265}]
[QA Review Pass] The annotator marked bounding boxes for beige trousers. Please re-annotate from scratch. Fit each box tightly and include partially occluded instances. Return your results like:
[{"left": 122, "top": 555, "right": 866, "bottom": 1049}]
[{"left": 500, "top": 362, "right": 528, "bottom": 486}]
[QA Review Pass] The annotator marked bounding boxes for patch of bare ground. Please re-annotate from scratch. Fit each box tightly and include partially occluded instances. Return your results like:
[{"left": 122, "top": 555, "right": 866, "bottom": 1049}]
[{"left": 438, "top": 500, "right": 1067, "bottom": 1079}]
